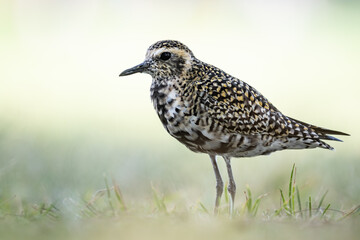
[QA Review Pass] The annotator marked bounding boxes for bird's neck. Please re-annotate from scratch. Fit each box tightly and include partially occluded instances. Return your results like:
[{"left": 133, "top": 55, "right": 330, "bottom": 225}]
[
  {"left": 150, "top": 78, "right": 181, "bottom": 107},
  {"left": 150, "top": 59, "right": 204, "bottom": 115}
]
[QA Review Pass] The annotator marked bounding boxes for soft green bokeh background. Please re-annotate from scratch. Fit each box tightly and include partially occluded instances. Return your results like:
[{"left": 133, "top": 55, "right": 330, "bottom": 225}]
[{"left": 0, "top": 0, "right": 359, "bottom": 225}]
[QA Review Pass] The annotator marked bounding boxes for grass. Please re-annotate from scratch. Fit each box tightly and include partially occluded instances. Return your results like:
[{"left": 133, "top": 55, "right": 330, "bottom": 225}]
[
  {"left": 0, "top": 164, "right": 359, "bottom": 240},
  {"left": 273, "top": 164, "right": 360, "bottom": 221}
]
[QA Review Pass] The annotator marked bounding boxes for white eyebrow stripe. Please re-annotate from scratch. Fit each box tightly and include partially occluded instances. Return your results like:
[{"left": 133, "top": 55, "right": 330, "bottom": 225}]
[
  {"left": 146, "top": 48, "right": 167, "bottom": 59},
  {"left": 154, "top": 49, "right": 164, "bottom": 57}
]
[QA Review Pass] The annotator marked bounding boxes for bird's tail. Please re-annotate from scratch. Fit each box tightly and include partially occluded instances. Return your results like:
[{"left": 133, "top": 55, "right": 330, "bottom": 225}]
[{"left": 288, "top": 117, "right": 350, "bottom": 143}]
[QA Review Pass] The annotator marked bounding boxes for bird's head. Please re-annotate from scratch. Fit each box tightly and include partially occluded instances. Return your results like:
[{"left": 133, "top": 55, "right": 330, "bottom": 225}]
[{"left": 119, "top": 40, "right": 195, "bottom": 79}]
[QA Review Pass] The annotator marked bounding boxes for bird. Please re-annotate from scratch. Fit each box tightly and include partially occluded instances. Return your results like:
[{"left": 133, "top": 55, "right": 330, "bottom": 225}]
[{"left": 119, "top": 40, "right": 349, "bottom": 215}]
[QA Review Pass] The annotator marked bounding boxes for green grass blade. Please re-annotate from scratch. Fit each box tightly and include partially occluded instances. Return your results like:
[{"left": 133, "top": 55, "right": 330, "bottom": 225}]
[
  {"left": 251, "top": 201, "right": 260, "bottom": 216},
  {"left": 246, "top": 185, "right": 252, "bottom": 213},
  {"left": 280, "top": 189, "right": 286, "bottom": 206},
  {"left": 240, "top": 191, "right": 248, "bottom": 216},
  {"left": 288, "top": 163, "right": 295, "bottom": 215},
  {"left": 308, "top": 196, "right": 312, "bottom": 218},
  {"left": 296, "top": 186, "right": 303, "bottom": 218},
  {"left": 41, "top": 203, "right": 59, "bottom": 219},
  {"left": 224, "top": 182, "right": 229, "bottom": 204},
  {"left": 251, "top": 193, "right": 267, "bottom": 217},
  {"left": 104, "top": 176, "right": 115, "bottom": 215},
  {"left": 317, "top": 190, "right": 328, "bottom": 210},
  {"left": 321, "top": 204, "right": 331, "bottom": 219},
  {"left": 84, "top": 199, "right": 99, "bottom": 217},
  {"left": 199, "top": 202, "right": 209, "bottom": 214},
  {"left": 112, "top": 178, "right": 127, "bottom": 211},
  {"left": 278, "top": 189, "right": 291, "bottom": 216},
  {"left": 151, "top": 184, "right": 167, "bottom": 213}
]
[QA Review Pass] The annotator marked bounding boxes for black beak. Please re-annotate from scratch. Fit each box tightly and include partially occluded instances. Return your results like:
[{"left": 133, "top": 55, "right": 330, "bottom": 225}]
[{"left": 119, "top": 61, "right": 150, "bottom": 76}]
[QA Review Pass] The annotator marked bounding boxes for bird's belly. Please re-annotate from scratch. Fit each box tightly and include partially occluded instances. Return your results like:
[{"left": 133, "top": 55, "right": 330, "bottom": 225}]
[{"left": 163, "top": 115, "right": 273, "bottom": 157}]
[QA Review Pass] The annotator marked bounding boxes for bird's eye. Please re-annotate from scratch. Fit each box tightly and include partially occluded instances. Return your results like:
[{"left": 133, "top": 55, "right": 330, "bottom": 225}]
[{"left": 160, "top": 52, "right": 171, "bottom": 61}]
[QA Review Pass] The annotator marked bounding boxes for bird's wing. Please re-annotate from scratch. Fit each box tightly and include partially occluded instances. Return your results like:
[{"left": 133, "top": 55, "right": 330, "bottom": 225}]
[
  {"left": 193, "top": 70, "right": 281, "bottom": 135},
  {"left": 193, "top": 70, "right": 348, "bottom": 146},
  {"left": 192, "top": 67, "right": 322, "bottom": 140}
]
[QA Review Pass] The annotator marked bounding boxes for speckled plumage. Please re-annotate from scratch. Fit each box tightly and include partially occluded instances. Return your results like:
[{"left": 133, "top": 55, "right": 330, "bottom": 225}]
[{"left": 120, "top": 40, "right": 349, "bottom": 214}]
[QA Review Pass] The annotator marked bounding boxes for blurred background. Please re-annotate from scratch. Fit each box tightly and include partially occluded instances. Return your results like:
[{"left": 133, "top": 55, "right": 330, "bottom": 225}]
[{"left": 0, "top": 0, "right": 359, "bottom": 213}]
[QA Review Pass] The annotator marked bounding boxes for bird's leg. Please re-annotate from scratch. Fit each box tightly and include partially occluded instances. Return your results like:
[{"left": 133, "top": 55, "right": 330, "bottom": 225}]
[
  {"left": 223, "top": 156, "right": 236, "bottom": 216},
  {"left": 210, "top": 155, "right": 223, "bottom": 215}
]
